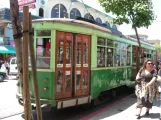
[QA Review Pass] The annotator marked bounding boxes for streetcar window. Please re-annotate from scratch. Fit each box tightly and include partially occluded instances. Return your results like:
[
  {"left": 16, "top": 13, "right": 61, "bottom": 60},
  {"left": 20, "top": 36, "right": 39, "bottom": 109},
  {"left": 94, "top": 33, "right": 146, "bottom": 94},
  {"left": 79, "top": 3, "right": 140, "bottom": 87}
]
[
  {"left": 36, "top": 38, "right": 50, "bottom": 68},
  {"left": 127, "top": 45, "right": 131, "bottom": 66},
  {"left": 132, "top": 46, "right": 136, "bottom": 64},
  {"left": 97, "top": 47, "right": 105, "bottom": 67},
  {"left": 107, "top": 40, "right": 113, "bottom": 47},
  {"left": 115, "top": 42, "right": 131, "bottom": 66},
  {"left": 97, "top": 38, "right": 131, "bottom": 67},
  {"left": 115, "top": 48, "right": 120, "bottom": 66},
  {"left": 97, "top": 38, "right": 105, "bottom": 45},
  {"left": 106, "top": 48, "right": 113, "bottom": 67},
  {"left": 36, "top": 30, "right": 51, "bottom": 36}
]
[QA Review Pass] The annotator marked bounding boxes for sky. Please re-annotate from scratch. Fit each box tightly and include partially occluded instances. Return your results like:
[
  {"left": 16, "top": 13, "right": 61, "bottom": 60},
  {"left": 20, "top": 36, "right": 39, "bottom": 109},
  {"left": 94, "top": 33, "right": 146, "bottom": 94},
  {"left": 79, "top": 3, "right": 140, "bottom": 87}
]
[
  {"left": 83, "top": 0, "right": 161, "bottom": 40},
  {"left": 1, "top": 0, "right": 161, "bottom": 40}
]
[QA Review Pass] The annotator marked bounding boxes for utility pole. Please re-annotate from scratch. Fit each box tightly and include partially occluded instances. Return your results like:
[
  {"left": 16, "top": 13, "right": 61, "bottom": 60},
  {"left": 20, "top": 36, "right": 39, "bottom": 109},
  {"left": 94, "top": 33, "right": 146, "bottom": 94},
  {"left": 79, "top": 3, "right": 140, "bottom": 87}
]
[
  {"left": 28, "top": 13, "right": 43, "bottom": 120},
  {"left": 23, "top": 6, "right": 32, "bottom": 120}
]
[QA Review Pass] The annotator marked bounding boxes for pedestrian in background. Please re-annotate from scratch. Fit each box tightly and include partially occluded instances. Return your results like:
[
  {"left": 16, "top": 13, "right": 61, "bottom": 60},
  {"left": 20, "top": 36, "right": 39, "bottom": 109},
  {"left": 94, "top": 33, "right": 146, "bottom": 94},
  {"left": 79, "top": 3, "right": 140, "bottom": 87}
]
[
  {"left": 4, "top": 60, "right": 10, "bottom": 75},
  {"left": 154, "top": 61, "right": 159, "bottom": 72},
  {"left": 135, "top": 59, "right": 159, "bottom": 119},
  {"left": 0, "top": 60, "right": 2, "bottom": 70},
  {"left": 157, "top": 62, "right": 161, "bottom": 92}
]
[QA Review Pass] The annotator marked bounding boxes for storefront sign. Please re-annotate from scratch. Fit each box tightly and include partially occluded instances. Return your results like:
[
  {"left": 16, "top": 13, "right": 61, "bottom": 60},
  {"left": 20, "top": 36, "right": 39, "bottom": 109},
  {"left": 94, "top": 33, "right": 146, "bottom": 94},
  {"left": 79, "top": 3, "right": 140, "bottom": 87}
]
[
  {"left": 18, "top": 0, "right": 36, "bottom": 6},
  {"left": 7, "top": 23, "right": 12, "bottom": 28},
  {"left": 19, "top": 4, "right": 35, "bottom": 11}
]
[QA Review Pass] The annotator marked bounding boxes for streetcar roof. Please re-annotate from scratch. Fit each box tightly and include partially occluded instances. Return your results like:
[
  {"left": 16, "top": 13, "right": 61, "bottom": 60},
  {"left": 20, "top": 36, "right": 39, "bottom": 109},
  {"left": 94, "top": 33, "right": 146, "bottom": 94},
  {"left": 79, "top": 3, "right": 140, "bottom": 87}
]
[{"left": 32, "top": 18, "right": 155, "bottom": 49}]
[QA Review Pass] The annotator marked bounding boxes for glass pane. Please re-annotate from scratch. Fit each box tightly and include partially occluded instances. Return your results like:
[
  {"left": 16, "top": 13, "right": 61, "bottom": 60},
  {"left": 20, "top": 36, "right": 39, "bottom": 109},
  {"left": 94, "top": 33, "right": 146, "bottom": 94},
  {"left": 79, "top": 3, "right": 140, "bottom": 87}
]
[
  {"left": 115, "top": 42, "right": 121, "bottom": 48},
  {"left": 97, "top": 38, "right": 105, "bottom": 45},
  {"left": 106, "top": 48, "right": 113, "bottom": 67},
  {"left": 132, "top": 46, "right": 136, "bottom": 63},
  {"left": 97, "top": 47, "right": 105, "bottom": 67},
  {"left": 107, "top": 40, "right": 113, "bottom": 47},
  {"left": 83, "top": 38, "right": 88, "bottom": 64},
  {"left": 56, "top": 70, "right": 63, "bottom": 92},
  {"left": 70, "top": 8, "right": 81, "bottom": 19},
  {"left": 57, "top": 46, "right": 64, "bottom": 64},
  {"left": 114, "top": 48, "right": 120, "bottom": 66},
  {"left": 120, "top": 50, "right": 127, "bottom": 66},
  {"left": 76, "top": 71, "right": 81, "bottom": 90},
  {"left": 127, "top": 51, "right": 131, "bottom": 66},
  {"left": 76, "top": 37, "right": 82, "bottom": 65},
  {"left": 120, "top": 43, "right": 126, "bottom": 49},
  {"left": 36, "top": 30, "right": 51, "bottom": 36},
  {"left": 82, "top": 70, "right": 88, "bottom": 89},
  {"left": 60, "top": 4, "right": 67, "bottom": 18},
  {"left": 66, "top": 35, "right": 72, "bottom": 65},
  {"left": 51, "top": 4, "right": 59, "bottom": 18},
  {"left": 83, "top": 47, "right": 88, "bottom": 64},
  {"left": 66, "top": 47, "right": 71, "bottom": 65},
  {"left": 65, "top": 71, "right": 71, "bottom": 92},
  {"left": 127, "top": 44, "right": 131, "bottom": 51},
  {"left": 36, "top": 38, "right": 50, "bottom": 68}
]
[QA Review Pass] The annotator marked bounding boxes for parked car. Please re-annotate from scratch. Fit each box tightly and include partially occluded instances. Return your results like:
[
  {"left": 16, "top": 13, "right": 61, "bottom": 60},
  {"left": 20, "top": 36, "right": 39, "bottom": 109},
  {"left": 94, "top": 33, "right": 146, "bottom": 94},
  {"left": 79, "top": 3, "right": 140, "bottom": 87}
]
[
  {"left": 9, "top": 57, "right": 18, "bottom": 75},
  {"left": 0, "top": 72, "right": 7, "bottom": 82}
]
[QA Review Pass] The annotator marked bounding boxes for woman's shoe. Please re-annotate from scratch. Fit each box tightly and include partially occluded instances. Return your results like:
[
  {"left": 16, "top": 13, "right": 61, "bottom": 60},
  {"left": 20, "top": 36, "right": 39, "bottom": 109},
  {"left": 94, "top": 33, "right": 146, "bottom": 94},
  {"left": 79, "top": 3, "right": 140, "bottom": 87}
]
[
  {"left": 136, "top": 114, "right": 141, "bottom": 119},
  {"left": 136, "top": 115, "right": 141, "bottom": 119},
  {"left": 144, "top": 111, "right": 150, "bottom": 116}
]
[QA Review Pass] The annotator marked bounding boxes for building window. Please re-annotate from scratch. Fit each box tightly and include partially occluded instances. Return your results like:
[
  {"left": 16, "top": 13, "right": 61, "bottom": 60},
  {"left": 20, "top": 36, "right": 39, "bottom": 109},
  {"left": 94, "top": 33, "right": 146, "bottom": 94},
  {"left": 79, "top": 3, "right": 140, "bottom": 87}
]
[
  {"left": 70, "top": 8, "right": 81, "bottom": 19},
  {"left": 0, "top": 28, "right": 4, "bottom": 36},
  {"left": 39, "top": 8, "right": 44, "bottom": 17},
  {"left": 95, "top": 17, "right": 102, "bottom": 24},
  {"left": 84, "top": 13, "right": 94, "bottom": 20},
  {"left": 105, "top": 21, "right": 110, "bottom": 27},
  {"left": 112, "top": 24, "right": 117, "bottom": 30},
  {"left": 51, "top": 4, "right": 68, "bottom": 18}
]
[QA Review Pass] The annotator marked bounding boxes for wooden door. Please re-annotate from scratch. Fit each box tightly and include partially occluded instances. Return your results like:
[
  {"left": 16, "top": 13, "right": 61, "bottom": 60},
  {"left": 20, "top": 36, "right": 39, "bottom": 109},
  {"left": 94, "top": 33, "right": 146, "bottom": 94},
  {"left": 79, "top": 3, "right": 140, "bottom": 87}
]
[
  {"left": 55, "top": 31, "right": 90, "bottom": 99},
  {"left": 55, "top": 31, "right": 73, "bottom": 99},
  {"left": 74, "top": 34, "right": 90, "bottom": 97}
]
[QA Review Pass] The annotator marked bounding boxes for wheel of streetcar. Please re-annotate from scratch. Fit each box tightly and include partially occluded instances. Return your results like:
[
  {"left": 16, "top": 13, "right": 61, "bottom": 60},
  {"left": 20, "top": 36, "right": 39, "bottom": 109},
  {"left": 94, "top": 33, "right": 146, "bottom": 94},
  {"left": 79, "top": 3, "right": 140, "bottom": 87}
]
[{"left": 0, "top": 75, "right": 4, "bottom": 82}]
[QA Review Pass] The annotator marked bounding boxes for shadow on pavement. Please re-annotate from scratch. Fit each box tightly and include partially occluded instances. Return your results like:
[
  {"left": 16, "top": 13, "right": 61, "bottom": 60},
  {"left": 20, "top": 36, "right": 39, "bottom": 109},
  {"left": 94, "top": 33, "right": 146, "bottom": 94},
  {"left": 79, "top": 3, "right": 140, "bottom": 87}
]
[{"left": 0, "top": 80, "right": 8, "bottom": 83}]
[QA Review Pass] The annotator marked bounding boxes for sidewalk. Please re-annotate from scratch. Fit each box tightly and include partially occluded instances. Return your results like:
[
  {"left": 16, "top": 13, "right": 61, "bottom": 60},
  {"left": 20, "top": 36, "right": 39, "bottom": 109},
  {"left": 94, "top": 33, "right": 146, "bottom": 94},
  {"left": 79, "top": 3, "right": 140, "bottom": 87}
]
[{"left": 81, "top": 94, "right": 161, "bottom": 120}]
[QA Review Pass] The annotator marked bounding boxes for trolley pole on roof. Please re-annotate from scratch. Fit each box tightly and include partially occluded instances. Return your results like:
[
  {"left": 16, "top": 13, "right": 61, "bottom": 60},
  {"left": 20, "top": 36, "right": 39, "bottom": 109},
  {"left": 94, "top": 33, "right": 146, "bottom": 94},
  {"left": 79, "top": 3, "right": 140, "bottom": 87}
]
[{"left": 28, "top": 13, "right": 43, "bottom": 120}]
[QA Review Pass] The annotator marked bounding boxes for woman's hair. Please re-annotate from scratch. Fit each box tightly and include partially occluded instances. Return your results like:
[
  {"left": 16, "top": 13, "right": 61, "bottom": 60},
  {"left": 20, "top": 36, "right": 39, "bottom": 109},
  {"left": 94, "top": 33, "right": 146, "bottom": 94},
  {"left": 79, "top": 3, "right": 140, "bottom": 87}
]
[{"left": 142, "top": 59, "right": 152, "bottom": 69}]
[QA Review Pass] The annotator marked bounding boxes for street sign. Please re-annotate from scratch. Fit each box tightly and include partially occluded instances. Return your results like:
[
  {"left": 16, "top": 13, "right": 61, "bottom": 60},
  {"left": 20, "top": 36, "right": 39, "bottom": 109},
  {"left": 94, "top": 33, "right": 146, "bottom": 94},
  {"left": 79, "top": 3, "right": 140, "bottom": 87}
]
[
  {"left": 18, "top": 0, "right": 36, "bottom": 6},
  {"left": 19, "top": 4, "right": 35, "bottom": 11}
]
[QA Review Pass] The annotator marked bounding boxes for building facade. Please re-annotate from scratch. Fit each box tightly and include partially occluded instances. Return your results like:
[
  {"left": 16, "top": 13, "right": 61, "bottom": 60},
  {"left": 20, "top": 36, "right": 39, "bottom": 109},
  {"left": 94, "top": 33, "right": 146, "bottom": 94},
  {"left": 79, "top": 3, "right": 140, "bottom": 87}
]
[{"left": 0, "top": 0, "right": 121, "bottom": 46}]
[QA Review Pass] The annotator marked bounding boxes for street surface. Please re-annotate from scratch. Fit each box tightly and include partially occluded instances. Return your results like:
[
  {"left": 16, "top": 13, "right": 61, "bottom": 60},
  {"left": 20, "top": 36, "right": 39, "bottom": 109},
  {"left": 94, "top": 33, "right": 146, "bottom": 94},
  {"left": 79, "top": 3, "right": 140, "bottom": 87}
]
[
  {"left": 0, "top": 76, "right": 24, "bottom": 120},
  {"left": 0, "top": 78, "right": 160, "bottom": 120}
]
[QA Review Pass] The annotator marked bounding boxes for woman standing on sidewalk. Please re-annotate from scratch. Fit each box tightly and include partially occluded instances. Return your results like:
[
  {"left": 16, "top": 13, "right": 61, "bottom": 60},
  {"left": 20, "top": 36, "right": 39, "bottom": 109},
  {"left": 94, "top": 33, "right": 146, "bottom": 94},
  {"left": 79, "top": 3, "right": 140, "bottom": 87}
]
[{"left": 135, "top": 59, "right": 159, "bottom": 119}]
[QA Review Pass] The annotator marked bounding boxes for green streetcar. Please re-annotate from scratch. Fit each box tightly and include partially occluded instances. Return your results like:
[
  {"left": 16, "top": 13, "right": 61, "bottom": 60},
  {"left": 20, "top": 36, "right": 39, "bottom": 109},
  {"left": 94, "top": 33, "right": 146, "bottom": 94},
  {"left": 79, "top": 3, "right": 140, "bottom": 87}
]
[{"left": 16, "top": 18, "right": 157, "bottom": 109}]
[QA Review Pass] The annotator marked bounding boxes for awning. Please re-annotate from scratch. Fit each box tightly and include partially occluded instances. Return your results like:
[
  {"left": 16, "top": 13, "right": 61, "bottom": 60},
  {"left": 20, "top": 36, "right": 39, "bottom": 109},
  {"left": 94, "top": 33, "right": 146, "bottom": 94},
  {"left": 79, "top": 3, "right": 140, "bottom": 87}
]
[{"left": 0, "top": 45, "right": 16, "bottom": 54}]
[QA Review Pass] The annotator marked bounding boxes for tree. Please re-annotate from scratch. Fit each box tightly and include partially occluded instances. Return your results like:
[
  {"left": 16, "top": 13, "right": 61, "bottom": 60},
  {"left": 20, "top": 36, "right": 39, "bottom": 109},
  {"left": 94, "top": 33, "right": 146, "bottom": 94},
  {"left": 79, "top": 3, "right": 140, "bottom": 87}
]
[
  {"left": 154, "top": 43, "right": 161, "bottom": 59},
  {"left": 98, "top": 0, "right": 155, "bottom": 47},
  {"left": 98, "top": 0, "right": 155, "bottom": 71}
]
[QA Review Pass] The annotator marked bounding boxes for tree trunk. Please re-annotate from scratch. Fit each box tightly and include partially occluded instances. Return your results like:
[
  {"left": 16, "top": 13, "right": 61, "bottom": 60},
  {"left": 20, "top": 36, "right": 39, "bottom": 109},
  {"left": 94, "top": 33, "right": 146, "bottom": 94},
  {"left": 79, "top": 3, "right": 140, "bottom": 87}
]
[
  {"left": 133, "top": 26, "right": 141, "bottom": 73},
  {"left": 10, "top": 0, "right": 23, "bottom": 97}
]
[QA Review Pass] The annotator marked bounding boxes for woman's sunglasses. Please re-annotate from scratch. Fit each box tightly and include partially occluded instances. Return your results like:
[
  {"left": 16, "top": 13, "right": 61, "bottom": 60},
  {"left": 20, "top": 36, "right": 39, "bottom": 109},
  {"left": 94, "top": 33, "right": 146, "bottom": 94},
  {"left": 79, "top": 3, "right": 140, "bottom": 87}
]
[{"left": 147, "top": 62, "right": 153, "bottom": 65}]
